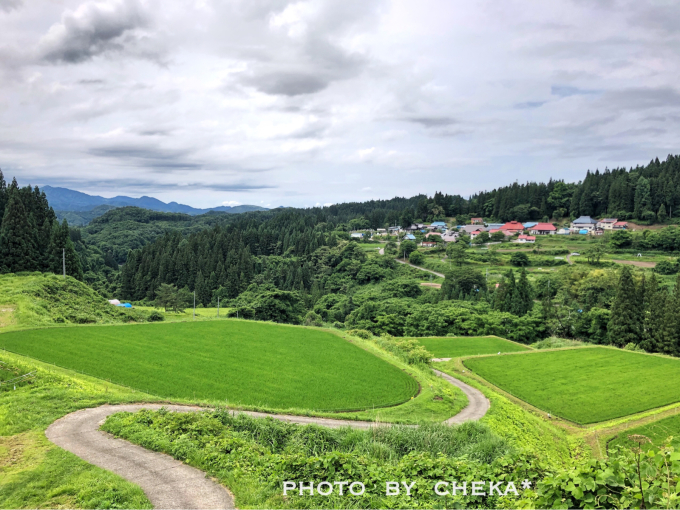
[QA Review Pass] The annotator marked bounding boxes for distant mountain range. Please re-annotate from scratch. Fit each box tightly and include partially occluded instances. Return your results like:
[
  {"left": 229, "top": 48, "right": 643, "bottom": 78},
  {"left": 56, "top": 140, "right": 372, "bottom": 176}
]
[{"left": 43, "top": 186, "right": 268, "bottom": 225}]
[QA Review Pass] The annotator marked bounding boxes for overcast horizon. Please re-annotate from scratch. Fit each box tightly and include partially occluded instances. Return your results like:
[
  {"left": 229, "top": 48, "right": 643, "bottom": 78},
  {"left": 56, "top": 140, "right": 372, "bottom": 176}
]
[{"left": 2, "top": 0, "right": 679, "bottom": 209}]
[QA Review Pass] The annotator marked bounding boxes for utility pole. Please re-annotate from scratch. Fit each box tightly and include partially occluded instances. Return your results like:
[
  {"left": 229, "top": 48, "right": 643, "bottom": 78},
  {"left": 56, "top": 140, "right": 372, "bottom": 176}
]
[
  {"left": 193, "top": 291, "right": 195, "bottom": 320},
  {"left": 62, "top": 248, "right": 66, "bottom": 278}
]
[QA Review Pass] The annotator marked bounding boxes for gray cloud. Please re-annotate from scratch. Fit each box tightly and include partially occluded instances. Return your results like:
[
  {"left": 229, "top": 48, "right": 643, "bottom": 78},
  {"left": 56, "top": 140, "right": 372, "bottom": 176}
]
[
  {"left": 551, "top": 85, "right": 600, "bottom": 97},
  {"left": 87, "top": 145, "right": 201, "bottom": 171},
  {"left": 38, "top": 0, "right": 147, "bottom": 63},
  {"left": 0, "top": 0, "right": 22, "bottom": 13},
  {"left": 245, "top": 72, "right": 328, "bottom": 96},
  {"left": 406, "top": 117, "right": 457, "bottom": 128}
]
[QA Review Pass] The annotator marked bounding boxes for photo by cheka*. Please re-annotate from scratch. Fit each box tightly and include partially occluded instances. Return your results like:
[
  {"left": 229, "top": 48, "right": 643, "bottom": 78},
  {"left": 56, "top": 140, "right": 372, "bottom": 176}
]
[{"left": 282, "top": 479, "right": 531, "bottom": 497}]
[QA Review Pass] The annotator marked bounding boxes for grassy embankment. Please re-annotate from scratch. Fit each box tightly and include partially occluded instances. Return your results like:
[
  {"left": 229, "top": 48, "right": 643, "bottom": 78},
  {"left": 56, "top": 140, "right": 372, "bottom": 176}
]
[
  {"left": 0, "top": 352, "right": 156, "bottom": 508},
  {"left": 416, "top": 336, "right": 531, "bottom": 358}
]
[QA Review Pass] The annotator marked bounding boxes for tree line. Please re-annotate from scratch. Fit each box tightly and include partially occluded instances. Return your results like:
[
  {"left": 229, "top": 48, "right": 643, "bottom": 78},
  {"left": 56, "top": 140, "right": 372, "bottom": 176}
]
[{"left": 0, "top": 170, "right": 82, "bottom": 278}]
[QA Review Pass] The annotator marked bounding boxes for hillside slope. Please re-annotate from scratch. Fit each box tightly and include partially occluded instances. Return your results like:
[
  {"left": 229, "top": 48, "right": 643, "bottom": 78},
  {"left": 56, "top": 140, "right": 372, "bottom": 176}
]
[{"left": 0, "top": 274, "right": 147, "bottom": 330}]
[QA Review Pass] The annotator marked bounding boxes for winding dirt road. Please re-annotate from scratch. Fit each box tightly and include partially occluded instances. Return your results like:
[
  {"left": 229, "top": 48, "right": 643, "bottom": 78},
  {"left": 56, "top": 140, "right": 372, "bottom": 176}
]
[{"left": 46, "top": 372, "right": 488, "bottom": 509}]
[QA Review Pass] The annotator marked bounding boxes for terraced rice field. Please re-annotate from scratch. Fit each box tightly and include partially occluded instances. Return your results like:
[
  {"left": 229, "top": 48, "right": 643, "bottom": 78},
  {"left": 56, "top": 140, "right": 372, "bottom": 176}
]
[
  {"left": 608, "top": 413, "right": 680, "bottom": 451},
  {"left": 0, "top": 321, "right": 418, "bottom": 411},
  {"left": 465, "top": 347, "right": 680, "bottom": 424},
  {"left": 418, "top": 336, "right": 530, "bottom": 358}
]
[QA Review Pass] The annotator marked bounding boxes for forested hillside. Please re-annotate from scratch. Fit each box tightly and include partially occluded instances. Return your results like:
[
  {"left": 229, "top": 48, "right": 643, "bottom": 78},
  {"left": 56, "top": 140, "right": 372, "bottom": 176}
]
[{"left": 0, "top": 171, "right": 82, "bottom": 279}]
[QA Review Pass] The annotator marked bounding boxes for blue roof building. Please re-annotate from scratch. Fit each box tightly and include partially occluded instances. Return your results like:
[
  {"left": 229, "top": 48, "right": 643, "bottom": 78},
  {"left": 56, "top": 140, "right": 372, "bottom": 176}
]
[{"left": 404, "top": 234, "right": 416, "bottom": 240}]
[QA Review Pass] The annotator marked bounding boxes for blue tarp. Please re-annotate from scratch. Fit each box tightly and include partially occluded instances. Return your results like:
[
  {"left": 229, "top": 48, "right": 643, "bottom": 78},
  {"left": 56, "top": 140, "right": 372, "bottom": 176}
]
[
  {"left": 579, "top": 229, "right": 589, "bottom": 235},
  {"left": 117, "top": 303, "right": 133, "bottom": 308}
]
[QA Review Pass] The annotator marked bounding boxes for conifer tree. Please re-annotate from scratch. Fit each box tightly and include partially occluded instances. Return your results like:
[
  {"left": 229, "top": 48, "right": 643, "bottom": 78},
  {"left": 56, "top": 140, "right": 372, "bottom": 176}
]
[
  {"left": 0, "top": 190, "right": 38, "bottom": 272},
  {"left": 640, "top": 273, "right": 665, "bottom": 353},
  {"left": 48, "top": 219, "right": 83, "bottom": 280},
  {"left": 660, "top": 273, "right": 680, "bottom": 356},
  {"left": 512, "top": 267, "right": 533, "bottom": 317},
  {"left": 0, "top": 169, "right": 6, "bottom": 222},
  {"left": 502, "top": 270, "right": 516, "bottom": 313},
  {"left": 608, "top": 266, "right": 641, "bottom": 347},
  {"left": 658, "top": 203, "right": 668, "bottom": 223}
]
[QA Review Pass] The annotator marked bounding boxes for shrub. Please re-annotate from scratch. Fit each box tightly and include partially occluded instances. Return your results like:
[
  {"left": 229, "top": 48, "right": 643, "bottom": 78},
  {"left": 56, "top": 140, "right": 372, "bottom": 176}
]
[
  {"left": 623, "top": 342, "right": 645, "bottom": 352},
  {"left": 346, "top": 329, "right": 372, "bottom": 339},
  {"left": 653, "top": 259, "right": 679, "bottom": 275},
  {"left": 332, "top": 321, "right": 344, "bottom": 329},
  {"left": 147, "top": 311, "right": 165, "bottom": 322},
  {"left": 510, "top": 252, "right": 530, "bottom": 266},
  {"left": 303, "top": 311, "right": 323, "bottom": 327},
  {"left": 409, "top": 250, "right": 425, "bottom": 265}
]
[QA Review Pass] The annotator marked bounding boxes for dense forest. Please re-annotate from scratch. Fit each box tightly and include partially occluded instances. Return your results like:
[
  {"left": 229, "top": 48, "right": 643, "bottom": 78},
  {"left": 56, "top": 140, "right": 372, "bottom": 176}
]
[{"left": 0, "top": 170, "right": 82, "bottom": 278}]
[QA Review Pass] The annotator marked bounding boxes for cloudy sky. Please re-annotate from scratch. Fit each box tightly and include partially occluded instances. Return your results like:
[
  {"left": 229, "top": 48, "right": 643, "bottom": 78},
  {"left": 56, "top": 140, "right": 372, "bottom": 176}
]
[{"left": 1, "top": 0, "right": 679, "bottom": 208}]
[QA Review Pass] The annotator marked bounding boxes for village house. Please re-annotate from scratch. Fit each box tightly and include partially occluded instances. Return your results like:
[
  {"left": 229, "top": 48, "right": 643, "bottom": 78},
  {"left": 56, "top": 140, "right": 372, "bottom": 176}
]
[
  {"left": 350, "top": 232, "right": 364, "bottom": 239},
  {"left": 421, "top": 241, "right": 437, "bottom": 248},
  {"left": 471, "top": 217, "right": 484, "bottom": 225},
  {"left": 441, "top": 232, "right": 458, "bottom": 243},
  {"left": 499, "top": 221, "right": 525, "bottom": 235},
  {"left": 529, "top": 222, "right": 557, "bottom": 235},
  {"left": 596, "top": 218, "right": 618, "bottom": 230},
  {"left": 570, "top": 216, "right": 598, "bottom": 233},
  {"left": 403, "top": 233, "right": 416, "bottom": 241},
  {"left": 613, "top": 221, "right": 628, "bottom": 230},
  {"left": 469, "top": 229, "right": 485, "bottom": 240},
  {"left": 388, "top": 226, "right": 402, "bottom": 233},
  {"left": 514, "top": 234, "right": 536, "bottom": 243},
  {"left": 460, "top": 225, "right": 487, "bottom": 235}
]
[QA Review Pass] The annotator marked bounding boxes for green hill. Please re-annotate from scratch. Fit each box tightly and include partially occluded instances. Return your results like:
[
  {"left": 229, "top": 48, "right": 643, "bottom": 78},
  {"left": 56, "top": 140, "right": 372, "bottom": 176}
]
[{"left": 0, "top": 274, "right": 146, "bottom": 330}]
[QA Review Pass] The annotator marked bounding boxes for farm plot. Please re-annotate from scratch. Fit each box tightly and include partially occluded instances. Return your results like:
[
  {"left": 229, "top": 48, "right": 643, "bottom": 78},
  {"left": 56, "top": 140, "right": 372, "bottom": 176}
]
[
  {"left": 464, "top": 348, "right": 680, "bottom": 424},
  {"left": 608, "top": 413, "right": 680, "bottom": 451},
  {"left": 418, "top": 336, "right": 530, "bottom": 359},
  {"left": 0, "top": 321, "right": 418, "bottom": 412}
]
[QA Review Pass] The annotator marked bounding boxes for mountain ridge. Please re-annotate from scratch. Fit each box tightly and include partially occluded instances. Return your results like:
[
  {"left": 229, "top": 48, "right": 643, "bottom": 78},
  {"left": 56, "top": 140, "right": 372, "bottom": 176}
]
[{"left": 42, "top": 185, "right": 268, "bottom": 216}]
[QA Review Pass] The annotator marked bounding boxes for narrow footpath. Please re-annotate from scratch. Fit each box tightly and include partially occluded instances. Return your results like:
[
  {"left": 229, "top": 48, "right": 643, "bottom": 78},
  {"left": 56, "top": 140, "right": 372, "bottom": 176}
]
[{"left": 46, "top": 372, "right": 488, "bottom": 509}]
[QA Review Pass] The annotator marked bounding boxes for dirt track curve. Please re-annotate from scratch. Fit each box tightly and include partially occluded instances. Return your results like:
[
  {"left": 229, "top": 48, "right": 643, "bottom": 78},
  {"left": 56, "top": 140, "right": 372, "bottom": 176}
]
[{"left": 46, "top": 372, "right": 488, "bottom": 509}]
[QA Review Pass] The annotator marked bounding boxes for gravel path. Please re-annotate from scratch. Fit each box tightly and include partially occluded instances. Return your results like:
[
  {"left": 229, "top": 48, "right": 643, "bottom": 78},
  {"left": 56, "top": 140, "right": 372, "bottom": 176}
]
[
  {"left": 46, "top": 372, "right": 488, "bottom": 509},
  {"left": 46, "top": 404, "right": 235, "bottom": 510},
  {"left": 394, "top": 258, "right": 446, "bottom": 278}
]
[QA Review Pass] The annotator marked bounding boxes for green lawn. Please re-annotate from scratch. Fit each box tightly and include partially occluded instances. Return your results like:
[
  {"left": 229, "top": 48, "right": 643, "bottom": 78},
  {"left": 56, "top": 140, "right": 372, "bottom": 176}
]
[
  {"left": 608, "top": 413, "right": 680, "bottom": 452},
  {"left": 464, "top": 348, "right": 680, "bottom": 424},
  {"left": 0, "top": 321, "right": 418, "bottom": 412},
  {"left": 418, "top": 336, "right": 530, "bottom": 358}
]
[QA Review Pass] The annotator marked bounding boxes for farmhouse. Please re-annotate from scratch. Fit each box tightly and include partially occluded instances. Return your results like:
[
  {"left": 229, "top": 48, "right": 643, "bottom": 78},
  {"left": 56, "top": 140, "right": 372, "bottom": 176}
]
[
  {"left": 596, "top": 218, "right": 618, "bottom": 230},
  {"left": 570, "top": 216, "right": 598, "bottom": 232},
  {"left": 459, "top": 225, "right": 487, "bottom": 234},
  {"left": 441, "top": 232, "right": 458, "bottom": 242},
  {"left": 515, "top": 234, "right": 536, "bottom": 243},
  {"left": 471, "top": 217, "right": 484, "bottom": 225},
  {"left": 557, "top": 227, "right": 571, "bottom": 235},
  {"left": 403, "top": 233, "right": 416, "bottom": 241},
  {"left": 388, "top": 226, "right": 402, "bottom": 233},
  {"left": 530, "top": 222, "right": 557, "bottom": 235},
  {"left": 421, "top": 241, "right": 437, "bottom": 248},
  {"left": 613, "top": 221, "right": 628, "bottom": 230},
  {"left": 469, "top": 229, "right": 485, "bottom": 239},
  {"left": 500, "top": 221, "right": 525, "bottom": 235},
  {"left": 350, "top": 232, "right": 364, "bottom": 238}
]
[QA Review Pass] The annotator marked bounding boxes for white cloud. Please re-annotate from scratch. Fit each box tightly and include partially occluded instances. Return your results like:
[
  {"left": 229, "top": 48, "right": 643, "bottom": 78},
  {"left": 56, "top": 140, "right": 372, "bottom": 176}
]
[
  {"left": 222, "top": 200, "right": 242, "bottom": 206},
  {"left": 2, "top": 0, "right": 680, "bottom": 208}
]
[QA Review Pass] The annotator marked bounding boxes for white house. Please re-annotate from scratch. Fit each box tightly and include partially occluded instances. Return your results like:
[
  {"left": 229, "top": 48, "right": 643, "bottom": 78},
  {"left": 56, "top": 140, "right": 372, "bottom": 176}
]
[
  {"left": 570, "top": 216, "right": 598, "bottom": 232},
  {"left": 350, "top": 232, "right": 364, "bottom": 239}
]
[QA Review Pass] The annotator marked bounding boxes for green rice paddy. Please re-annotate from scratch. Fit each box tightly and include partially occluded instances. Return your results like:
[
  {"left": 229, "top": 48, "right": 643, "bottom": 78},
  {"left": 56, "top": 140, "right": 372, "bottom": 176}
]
[
  {"left": 0, "top": 321, "right": 418, "bottom": 412},
  {"left": 464, "top": 348, "right": 680, "bottom": 424},
  {"left": 418, "top": 336, "right": 530, "bottom": 358},
  {"left": 608, "top": 413, "right": 680, "bottom": 451}
]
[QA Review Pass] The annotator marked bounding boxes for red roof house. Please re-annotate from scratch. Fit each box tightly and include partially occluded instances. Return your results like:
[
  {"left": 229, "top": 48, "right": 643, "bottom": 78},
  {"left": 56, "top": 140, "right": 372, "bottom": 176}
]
[
  {"left": 471, "top": 217, "right": 484, "bottom": 225},
  {"left": 515, "top": 234, "right": 536, "bottom": 243},
  {"left": 529, "top": 223, "right": 557, "bottom": 235},
  {"left": 500, "top": 221, "right": 525, "bottom": 234}
]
